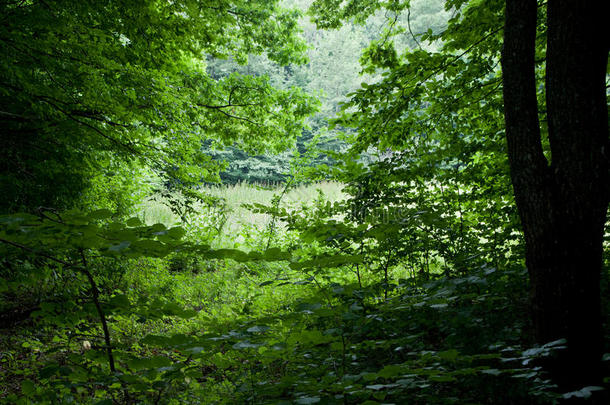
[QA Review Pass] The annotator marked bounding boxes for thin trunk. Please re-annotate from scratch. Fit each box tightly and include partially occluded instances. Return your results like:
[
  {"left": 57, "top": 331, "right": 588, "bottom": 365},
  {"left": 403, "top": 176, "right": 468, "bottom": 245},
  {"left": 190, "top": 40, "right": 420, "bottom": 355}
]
[
  {"left": 80, "top": 250, "right": 116, "bottom": 373},
  {"left": 383, "top": 249, "right": 391, "bottom": 301},
  {"left": 266, "top": 179, "right": 292, "bottom": 250},
  {"left": 355, "top": 263, "right": 362, "bottom": 289}
]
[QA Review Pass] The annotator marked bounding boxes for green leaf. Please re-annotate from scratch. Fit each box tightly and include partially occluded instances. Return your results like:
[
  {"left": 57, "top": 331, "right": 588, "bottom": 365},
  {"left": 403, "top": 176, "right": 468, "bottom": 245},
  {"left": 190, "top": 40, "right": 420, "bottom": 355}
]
[
  {"left": 294, "top": 397, "right": 320, "bottom": 404},
  {"left": 149, "top": 223, "right": 167, "bottom": 233},
  {"left": 89, "top": 209, "right": 113, "bottom": 220},
  {"left": 366, "top": 384, "right": 397, "bottom": 390},
  {"left": 108, "top": 294, "right": 130, "bottom": 309},
  {"left": 377, "top": 365, "right": 402, "bottom": 379},
  {"left": 262, "top": 247, "right": 290, "bottom": 260},
  {"left": 167, "top": 227, "right": 186, "bottom": 239},
  {"left": 142, "top": 335, "right": 169, "bottom": 346},
  {"left": 246, "top": 325, "right": 270, "bottom": 333},
  {"left": 21, "top": 380, "right": 35, "bottom": 395},
  {"left": 562, "top": 386, "right": 605, "bottom": 400},
  {"left": 125, "top": 217, "right": 143, "bottom": 227},
  {"left": 39, "top": 364, "right": 59, "bottom": 379},
  {"left": 429, "top": 374, "right": 456, "bottom": 382},
  {"left": 176, "top": 309, "right": 197, "bottom": 319},
  {"left": 108, "top": 241, "right": 131, "bottom": 252},
  {"left": 438, "top": 349, "right": 459, "bottom": 362},
  {"left": 233, "top": 341, "right": 262, "bottom": 349}
]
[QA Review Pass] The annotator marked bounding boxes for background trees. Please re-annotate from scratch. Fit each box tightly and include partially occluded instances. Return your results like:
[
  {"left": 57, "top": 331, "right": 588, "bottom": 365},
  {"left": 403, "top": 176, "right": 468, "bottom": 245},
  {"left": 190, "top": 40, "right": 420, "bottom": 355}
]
[
  {"left": 0, "top": 0, "right": 316, "bottom": 212},
  {"left": 309, "top": 0, "right": 519, "bottom": 287},
  {"left": 202, "top": 0, "right": 454, "bottom": 184}
]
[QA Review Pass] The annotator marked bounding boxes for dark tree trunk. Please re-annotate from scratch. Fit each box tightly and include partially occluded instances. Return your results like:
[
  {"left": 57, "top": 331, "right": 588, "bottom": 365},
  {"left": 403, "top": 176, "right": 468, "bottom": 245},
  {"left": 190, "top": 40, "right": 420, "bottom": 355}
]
[{"left": 502, "top": 0, "right": 609, "bottom": 391}]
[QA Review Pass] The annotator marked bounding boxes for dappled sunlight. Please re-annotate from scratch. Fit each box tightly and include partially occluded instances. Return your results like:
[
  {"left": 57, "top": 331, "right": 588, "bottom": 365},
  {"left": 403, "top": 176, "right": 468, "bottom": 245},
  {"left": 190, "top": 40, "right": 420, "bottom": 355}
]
[{"left": 1, "top": 0, "right": 608, "bottom": 403}]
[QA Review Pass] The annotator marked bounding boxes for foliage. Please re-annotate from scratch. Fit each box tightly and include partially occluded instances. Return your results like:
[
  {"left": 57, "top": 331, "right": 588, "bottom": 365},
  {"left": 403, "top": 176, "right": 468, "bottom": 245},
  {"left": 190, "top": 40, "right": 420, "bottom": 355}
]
[
  {"left": 2, "top": 0, "right": 609, "bottom": 404},
  {"left": 0, "top": 0, "right": 317, "bottom": 212}
]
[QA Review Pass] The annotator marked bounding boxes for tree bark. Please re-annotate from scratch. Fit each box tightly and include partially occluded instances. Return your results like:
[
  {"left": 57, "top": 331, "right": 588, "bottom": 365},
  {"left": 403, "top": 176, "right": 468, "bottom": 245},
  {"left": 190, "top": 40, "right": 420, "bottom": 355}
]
[{"left": 502, "top": 0, "right": 609, "bottom": 391}]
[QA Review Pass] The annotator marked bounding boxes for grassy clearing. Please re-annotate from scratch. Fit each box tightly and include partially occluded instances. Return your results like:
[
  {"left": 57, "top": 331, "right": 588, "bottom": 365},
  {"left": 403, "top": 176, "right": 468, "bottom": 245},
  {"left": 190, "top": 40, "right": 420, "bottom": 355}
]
[{"left": 138, "top": 181, "right": 346, "bottom": 247}]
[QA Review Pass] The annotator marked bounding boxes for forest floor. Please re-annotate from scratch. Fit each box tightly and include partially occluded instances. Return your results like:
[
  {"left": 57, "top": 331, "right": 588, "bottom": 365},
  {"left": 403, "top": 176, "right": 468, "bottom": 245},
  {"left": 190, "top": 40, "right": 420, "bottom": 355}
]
[{"left": 1, "top": 183, "right": 608, "bottom": 404}]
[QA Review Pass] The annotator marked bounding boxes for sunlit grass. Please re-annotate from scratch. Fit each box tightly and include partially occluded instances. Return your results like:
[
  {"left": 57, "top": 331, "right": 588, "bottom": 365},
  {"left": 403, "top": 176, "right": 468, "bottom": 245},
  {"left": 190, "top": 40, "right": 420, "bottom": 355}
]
[{"left": 137, "top": 181, "right": 346, "bottom": 247}]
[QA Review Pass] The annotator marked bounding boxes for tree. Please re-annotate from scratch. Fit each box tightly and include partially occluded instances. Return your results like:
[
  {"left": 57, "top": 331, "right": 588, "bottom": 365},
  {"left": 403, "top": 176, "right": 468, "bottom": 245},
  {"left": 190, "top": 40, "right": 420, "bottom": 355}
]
[
  {"left": 310, "top": 0, "right": 519, "bottom": 271},
  {"left": 309, "top": 0, "right": 609, "bottom": 391},
  {"left": 502, "top": 0, "right": 609, "bottom": 389},
  {"left": 202, "top": 0, "right": 383, "bottom": 184},
  {"left": 0, "top": 0, "right": 316, "bottom": 212}
]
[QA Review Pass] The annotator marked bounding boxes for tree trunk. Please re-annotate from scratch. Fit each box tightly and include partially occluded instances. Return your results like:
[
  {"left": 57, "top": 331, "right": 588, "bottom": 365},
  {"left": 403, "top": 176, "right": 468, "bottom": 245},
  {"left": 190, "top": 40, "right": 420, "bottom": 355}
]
[{"left": 502, "top": 0, "right": 609, "bottom": 391}]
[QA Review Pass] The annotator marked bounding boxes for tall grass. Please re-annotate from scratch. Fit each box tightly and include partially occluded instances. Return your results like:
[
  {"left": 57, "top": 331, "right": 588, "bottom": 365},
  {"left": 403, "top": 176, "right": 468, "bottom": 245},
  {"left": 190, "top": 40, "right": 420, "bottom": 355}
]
[{"left": 138, "top": 181, "right": 346, "bottom": 247}]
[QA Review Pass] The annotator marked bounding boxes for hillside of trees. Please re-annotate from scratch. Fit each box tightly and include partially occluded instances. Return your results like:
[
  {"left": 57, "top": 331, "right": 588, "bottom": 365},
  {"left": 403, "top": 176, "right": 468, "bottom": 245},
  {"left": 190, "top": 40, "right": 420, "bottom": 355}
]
[{"left": 1, "top": 0, "right": 609, "bottom": 404}]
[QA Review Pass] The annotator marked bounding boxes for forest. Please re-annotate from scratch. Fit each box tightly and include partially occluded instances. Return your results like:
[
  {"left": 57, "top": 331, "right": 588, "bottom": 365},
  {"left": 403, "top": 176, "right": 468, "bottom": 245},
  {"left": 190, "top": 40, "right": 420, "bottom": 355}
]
[{"left": 1, "top": 0, "right": 609, "bottom": 404}]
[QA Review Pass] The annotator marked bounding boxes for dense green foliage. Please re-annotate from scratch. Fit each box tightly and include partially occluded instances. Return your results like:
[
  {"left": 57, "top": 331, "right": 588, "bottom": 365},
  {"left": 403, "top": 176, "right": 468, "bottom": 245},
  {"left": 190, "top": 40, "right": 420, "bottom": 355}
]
[
  {"left": 1, "top": 0, "right": 609, "bottom": 404},
  {"left": 1, "top": 0, "right": 317, "bottom": 211},
  {"left": 204, "top": 0, "right": 452, "bottom": 184}
]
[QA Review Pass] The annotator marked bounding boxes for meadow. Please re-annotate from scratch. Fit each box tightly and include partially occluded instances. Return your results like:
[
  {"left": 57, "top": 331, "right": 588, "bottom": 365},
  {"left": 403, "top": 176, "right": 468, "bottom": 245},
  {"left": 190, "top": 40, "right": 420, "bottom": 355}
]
[{"left": 138, "top": 181, "right": 346, "bottom": 248}]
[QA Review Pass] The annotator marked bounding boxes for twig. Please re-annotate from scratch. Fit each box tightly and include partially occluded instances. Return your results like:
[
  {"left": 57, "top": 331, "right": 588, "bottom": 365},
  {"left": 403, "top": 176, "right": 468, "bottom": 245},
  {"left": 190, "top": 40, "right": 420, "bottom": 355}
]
[
  {"left": 79, "top": 249, "right": 116, "bottom": 373},
  {"left": 407, "top": 8, "right": 422, "bottom": 49}
]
